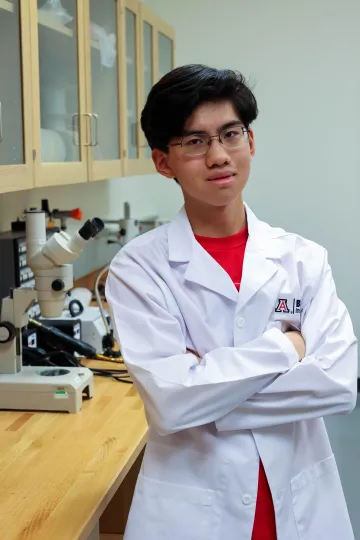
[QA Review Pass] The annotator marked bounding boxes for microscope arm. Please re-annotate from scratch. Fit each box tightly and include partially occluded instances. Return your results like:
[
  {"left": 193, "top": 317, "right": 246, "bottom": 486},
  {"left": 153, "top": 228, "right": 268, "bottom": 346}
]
[{"left": 0, "top": 211, "right": 104, "bottom": 375}]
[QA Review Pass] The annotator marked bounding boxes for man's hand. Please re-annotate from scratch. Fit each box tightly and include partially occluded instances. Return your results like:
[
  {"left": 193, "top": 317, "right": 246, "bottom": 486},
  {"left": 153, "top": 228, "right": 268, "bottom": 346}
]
[
  {"left": 285, "top": 330, "right": 306, "bottom": 361},
  {"left": 186, "top": 348, "right": 201, "bottom": 364}
]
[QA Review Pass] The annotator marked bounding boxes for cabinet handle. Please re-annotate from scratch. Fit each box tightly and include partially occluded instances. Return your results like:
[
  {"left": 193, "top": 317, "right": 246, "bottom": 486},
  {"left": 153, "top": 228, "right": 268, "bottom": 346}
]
[
  {"left": 71, "top": 113, "right": 80, "bottom": 146},
  {"left": 83, "top": 113, "right": 93, "bottom": 146},
  {"left": 0, "top": 102, "right": 3, "bottom": 143},
  {"left": 91, "top": 114, "right": 99, "bottom": 147}
]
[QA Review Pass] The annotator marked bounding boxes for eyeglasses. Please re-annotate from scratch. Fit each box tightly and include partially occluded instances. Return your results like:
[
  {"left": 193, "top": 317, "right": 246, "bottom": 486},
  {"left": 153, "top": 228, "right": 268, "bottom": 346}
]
[{"left": 168, "top": 125, "right": 249, "bottom": 156}]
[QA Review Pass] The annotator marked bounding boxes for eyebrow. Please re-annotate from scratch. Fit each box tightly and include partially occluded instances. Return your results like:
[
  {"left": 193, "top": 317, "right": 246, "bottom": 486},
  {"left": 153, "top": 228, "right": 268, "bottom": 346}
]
[{"left": 182, "top": 120, "right": 243, "bottom": 137}]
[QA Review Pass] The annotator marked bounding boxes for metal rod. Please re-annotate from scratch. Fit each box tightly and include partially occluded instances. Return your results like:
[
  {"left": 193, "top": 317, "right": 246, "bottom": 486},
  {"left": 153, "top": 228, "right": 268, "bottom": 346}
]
[
  {"left": 92, "top": 114, "right": 99, "bottom": 146},
  {"left": 0, "top": 102, "right": 3, "bottom": 143},
  {"left": 71, "top": 113, "right": 80, "bottom": 146},
  {"left": 83, "top": 113, "right": 93, "bottom": 146}
]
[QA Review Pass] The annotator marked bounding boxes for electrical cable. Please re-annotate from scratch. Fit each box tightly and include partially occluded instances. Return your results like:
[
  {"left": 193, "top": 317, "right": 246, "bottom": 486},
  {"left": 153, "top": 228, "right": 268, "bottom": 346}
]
[
  {"left": 26, "top": 319, "right": 132, "bottom": 383},
  {"left": 29, "top": 317, "right": 116, "bottom": 361},
  {"left": 89, "top": 368, "right": 132, "bottom": 383},
  {"left": 92, "top": 264, "right": 122, "bottom": 358},
  {"left": 24, "top": 347, "right": 132, "bottom": 383},
  {"left": 94, "top": 264, "right": 111, "bottom": 334},
  {"left": 95, "top": 353, "right": 124, "bottom": 363}
]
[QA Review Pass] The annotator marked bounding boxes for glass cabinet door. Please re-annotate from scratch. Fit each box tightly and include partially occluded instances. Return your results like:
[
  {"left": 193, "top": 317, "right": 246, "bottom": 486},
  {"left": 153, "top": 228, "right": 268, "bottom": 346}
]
[
  {"left": 125, "top": 2, "right": 140, "bottom": 163},
  {"left": 139, "top": 3, "right": 174, "bottom": 171},
  {"left": 33, "top": 0, "right": 88, "bottom": 186},
  {"left": 0, "top": 0, "right": 24, "bottom": 166},
  {"left": 87, "top": 0, "right": 122, "bottom": 180},
  {"left": 121, "top": 0, "right": 174, "bottom": 177},
  {"left": 142, "top": 20, "right": 153, "bottom": 159},
  {"left": 0, "top": 0, "right": 32, "bottom": 192},
  {"left": 158, "top": 32, "right": 173, "bottom": 80}
]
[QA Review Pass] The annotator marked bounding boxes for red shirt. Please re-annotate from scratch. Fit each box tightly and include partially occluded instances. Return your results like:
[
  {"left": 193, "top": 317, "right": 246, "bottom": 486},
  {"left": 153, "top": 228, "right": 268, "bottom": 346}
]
[{"left": 195, "top": 226, "right": 277, "bottom": 540}]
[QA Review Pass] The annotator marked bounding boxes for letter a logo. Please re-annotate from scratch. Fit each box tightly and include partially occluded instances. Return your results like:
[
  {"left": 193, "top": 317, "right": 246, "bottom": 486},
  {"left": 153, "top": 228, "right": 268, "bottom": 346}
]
[{"left": 275, "top": 299, "right": 289, "bottom": 313}]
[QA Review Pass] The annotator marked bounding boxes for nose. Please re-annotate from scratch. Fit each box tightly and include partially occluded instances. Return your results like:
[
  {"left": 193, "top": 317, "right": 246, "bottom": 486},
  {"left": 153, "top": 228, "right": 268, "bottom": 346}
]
[{"left": 205, "top": 138, "right": 230, "bottom": 168}]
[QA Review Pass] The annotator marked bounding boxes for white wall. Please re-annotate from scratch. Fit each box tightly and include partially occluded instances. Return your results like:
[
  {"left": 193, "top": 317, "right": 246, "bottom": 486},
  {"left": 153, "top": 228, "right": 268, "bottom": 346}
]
[
  {"left": 0, "top": 174, "right": 183, "bottom": 278},
  {"left": 144, "top": 0, "right": 360, "bottom": 343},
  {"left": 0, "top": 174, "right": 181, "bottom": 233},
  {"left": 1, "top": 0, "right": 359, "bottom": 340}
]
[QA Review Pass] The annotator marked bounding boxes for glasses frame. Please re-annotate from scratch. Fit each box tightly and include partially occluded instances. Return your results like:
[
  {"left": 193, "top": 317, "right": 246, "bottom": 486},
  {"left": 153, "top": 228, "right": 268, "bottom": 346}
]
[{"left": 168, "top": 125, "right": 250, "bottom": 156}]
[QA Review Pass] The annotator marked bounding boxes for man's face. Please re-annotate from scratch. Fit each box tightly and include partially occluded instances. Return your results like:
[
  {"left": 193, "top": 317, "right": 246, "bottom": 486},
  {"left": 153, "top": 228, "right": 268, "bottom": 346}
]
[{"left": 152, "top": 100, "right": 255, "bottom": 208}]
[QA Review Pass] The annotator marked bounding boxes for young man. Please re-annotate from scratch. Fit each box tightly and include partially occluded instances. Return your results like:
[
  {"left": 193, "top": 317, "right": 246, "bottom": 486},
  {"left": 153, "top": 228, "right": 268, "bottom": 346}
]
[{"left": 106, "top": 65, "right": 357, "bottom": 540}]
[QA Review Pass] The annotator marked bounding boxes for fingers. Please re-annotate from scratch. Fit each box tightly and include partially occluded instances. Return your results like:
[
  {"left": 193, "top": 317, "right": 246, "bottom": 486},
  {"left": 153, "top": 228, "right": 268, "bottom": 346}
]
[{"left": 186, "top": 348, "right": 201, "bottom": 364}]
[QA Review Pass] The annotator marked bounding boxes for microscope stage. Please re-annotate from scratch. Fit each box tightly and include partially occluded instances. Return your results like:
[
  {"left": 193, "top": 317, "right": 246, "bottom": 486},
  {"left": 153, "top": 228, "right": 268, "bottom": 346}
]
[{"left": 0, "top": 366, "right": 94, "bottom": 413}]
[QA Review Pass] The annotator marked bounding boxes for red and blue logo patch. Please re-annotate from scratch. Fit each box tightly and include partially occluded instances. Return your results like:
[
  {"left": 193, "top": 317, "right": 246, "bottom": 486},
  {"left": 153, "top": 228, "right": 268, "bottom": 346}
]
[{"left": 275, "top": 298, "right": 301, "bottom": 314}]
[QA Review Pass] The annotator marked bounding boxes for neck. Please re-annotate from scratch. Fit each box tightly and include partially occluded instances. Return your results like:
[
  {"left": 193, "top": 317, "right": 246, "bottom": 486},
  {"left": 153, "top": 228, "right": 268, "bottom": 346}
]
[{"left": 184, "top": 194, "right": 246, "bottom": 238}]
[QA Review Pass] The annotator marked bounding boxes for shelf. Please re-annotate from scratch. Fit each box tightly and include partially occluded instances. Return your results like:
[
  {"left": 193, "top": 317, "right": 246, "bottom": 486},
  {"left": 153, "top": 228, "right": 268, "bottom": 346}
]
[
  {"left": 37, "top": 11, "right": 73, "bottom": 38},
  {"left": 0, "top": 0, "right": 15, "bottom": 14},
  {"left": 37, "top": 11, "right": 100, "bottom": 50},
  {"left": 0, "top": 2, "right": 99, "bottom": 50}
]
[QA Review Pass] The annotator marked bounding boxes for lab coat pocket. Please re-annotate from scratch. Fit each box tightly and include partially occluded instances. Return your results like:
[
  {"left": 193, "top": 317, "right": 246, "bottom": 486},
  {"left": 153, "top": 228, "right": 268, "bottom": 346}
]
[
  {"left": 291, "top": 455, "right": 354, "bottom": 540},
  {"left": 124, "top": 474, "right": 217, "bottom": 540}
]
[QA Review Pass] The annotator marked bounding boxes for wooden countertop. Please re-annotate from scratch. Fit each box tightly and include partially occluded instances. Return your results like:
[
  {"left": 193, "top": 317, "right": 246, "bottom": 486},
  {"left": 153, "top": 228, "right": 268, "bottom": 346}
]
[{"left": 0, "top": 360, "right": 148, "bottom": 540}]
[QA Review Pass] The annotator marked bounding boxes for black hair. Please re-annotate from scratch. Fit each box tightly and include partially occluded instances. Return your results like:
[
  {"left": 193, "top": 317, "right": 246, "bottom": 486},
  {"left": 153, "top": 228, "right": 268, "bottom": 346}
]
[{"left": 141, "top": 64, "right": 258, "bottom": 153}]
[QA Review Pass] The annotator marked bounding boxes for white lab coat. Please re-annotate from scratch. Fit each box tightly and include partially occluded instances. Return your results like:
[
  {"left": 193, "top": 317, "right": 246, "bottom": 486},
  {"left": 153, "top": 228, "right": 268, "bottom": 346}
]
[{"left": 106, "top": 205, "right": 358, "bottom": 540}]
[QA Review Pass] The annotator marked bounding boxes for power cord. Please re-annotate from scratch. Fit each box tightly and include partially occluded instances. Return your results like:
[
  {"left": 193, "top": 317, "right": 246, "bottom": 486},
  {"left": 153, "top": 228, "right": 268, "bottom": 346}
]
[{"left": 23, "top": 346, "right": 132, "bottom": 384}]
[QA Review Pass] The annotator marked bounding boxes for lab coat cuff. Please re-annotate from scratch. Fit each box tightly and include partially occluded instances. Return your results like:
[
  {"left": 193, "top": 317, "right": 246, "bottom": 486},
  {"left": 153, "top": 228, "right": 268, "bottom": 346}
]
[{"left": 269, "top": 327, "right": 299, "bottom": 369}]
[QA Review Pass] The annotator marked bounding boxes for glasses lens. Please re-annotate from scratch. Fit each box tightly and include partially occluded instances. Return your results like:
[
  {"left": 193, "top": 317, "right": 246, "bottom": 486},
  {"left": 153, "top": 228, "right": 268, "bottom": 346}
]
[
  {"left": 182, "top": 135, "right": 208, "bottom": 156},
  {"left": 221, "top": 127, "right": 247, "bottom": 149}
]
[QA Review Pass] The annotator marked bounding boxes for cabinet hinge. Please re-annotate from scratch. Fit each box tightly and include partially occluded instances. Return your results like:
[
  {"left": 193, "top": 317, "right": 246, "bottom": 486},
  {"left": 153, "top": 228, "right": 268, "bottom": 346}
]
[{"left": 32, "top": 149, "right": 37, "bottom": 161}]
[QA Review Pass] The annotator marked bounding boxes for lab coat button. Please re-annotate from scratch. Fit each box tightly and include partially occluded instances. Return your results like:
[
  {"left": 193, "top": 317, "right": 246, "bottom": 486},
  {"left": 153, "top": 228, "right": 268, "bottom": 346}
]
[
  {"left": 242, "top": 494, "right": 252, "bottom": 506},
  {"left": 236, "top": 316, "right": 245, "bottom": 329}
]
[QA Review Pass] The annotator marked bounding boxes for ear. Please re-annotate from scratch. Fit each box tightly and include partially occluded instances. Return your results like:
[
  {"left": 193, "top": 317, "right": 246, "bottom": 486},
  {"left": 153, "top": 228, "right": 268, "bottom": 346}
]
[
  {"left": 152, "top": 149, "right": 176, "bottom": 179},
  {"left": 248, "top": 129, "right": 256, "bottom": 158}
]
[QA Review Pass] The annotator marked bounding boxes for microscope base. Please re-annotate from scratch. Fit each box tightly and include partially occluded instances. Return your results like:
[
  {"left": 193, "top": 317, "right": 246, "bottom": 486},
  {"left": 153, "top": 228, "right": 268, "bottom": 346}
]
[{"left": 0, "top": 366, "right": 94, "bottom": 413}]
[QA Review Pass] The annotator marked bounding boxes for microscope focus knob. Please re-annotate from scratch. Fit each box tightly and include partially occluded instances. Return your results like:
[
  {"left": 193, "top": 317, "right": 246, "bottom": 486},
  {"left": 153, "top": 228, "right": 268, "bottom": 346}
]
[
  {"left": 51, "top": 279, "right": 65, "bottom": 292},
  {"left": 0, "top": 322, "right": 16, "bottom": 343}
]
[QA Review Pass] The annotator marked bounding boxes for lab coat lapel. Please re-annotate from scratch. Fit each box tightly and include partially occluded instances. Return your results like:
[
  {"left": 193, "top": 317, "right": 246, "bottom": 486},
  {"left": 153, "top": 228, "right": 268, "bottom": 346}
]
[
  {"left": 236, "top": 206, "right": 282, "bottom": 312},
  {"left": 237, "top": 243, "right": 278, "bottom": 311},
  {"left": 167, "top": 205, "right": 283, "bottom": 306},
  {"left": 167, "top": 208, "right": 238, "bottom": 303},
  {"left": 185, "top": 243, "right": 238, "bottom": 302}
]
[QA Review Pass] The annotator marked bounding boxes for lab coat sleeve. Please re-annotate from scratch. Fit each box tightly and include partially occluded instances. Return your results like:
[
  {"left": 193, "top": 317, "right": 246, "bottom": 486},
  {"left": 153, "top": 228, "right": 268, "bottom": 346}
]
[
  {"left": 215, "top": 251, "right": 358, "bottom": 432},
  {"left": 105, "top": 250, "right": 299, "bottom": 436}
]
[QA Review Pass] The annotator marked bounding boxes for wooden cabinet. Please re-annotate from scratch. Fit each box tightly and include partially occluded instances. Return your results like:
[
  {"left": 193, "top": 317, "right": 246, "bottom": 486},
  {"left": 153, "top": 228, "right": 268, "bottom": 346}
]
[
  {"left": 31, "top": 0, "right": 124, "bottom": 187},
  {"left": 120, "top": 0, "right": 143, "bottom": 176},
  {"left": 0, "top": 0, "right": 34, "bottom": 194},
  {"left": 136, "top": 2, "right": 175, "bottom": 175},
  {"left": 30, "top": 0, "right": 89, "bottom": 187},
  {"left": 85, "top": 0, "right": 124, "bottom": 182},
  {"left": 0, "top": 0, "right": 174, "bottom": 193}
]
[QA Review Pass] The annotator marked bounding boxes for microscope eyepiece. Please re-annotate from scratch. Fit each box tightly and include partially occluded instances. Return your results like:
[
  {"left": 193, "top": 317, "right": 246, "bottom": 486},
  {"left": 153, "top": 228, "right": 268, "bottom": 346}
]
[{"left": 78, "top": 218, "right": 104, "bottom": 240}]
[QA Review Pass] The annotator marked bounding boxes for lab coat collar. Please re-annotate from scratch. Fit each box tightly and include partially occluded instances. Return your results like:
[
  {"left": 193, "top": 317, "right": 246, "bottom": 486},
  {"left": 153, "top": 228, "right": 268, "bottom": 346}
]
[
  {"left": 167, "top": 204, "right": 284, "bottom": 262},
  {"left": 167, "top": 204, "right": 284, "bottom": 304}
]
